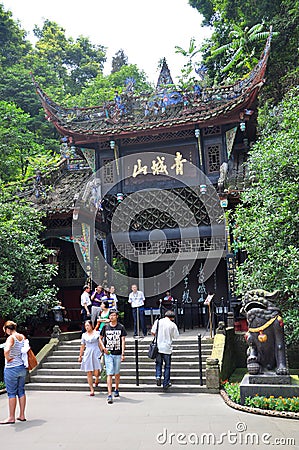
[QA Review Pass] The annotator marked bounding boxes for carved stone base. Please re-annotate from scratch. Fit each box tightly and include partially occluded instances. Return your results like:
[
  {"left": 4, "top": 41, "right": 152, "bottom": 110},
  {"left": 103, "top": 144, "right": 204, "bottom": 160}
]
[
  {"left": 240, "top": 374, "right": 299, "bottom": 405},
  {"left": 248, "top": 372, "right": 292, "bottom": 385}
]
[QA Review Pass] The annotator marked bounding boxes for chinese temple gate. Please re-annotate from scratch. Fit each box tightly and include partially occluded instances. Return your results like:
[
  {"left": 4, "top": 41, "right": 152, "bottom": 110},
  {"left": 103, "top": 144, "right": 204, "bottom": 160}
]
[{"left": 32, "top": 33, "right": 272, "bottom": 327}]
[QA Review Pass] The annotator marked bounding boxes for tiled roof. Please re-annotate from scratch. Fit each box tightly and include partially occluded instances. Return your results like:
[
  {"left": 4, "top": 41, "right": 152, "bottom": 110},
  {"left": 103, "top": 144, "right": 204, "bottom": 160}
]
[
  {"left": 33, "top": 32, "right": 272, "bottom": 143},
  {"left": 25, "top": 162, "right": 92, "bottom": 215}
]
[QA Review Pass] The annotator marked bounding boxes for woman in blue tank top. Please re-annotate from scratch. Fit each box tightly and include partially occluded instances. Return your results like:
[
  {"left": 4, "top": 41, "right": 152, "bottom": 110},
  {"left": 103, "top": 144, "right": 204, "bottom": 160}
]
[{"left": 0, "top": 321, "right": 27, "bottom": 424}]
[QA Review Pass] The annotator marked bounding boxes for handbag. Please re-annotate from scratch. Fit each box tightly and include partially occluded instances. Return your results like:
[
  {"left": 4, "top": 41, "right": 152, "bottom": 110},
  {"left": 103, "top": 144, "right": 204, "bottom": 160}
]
[
  {"left": 27, "top": 348, "right": 38, "bottom": 371},
  {"left": 148, "top": 319, "right": 159, "bottom": 360}
]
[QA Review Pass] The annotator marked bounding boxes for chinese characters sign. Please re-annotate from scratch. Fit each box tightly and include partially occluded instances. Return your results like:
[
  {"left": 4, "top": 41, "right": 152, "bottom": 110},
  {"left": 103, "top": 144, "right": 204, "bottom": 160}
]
[
  {"left": 132, "top": 152, "right": 187, "bottom": 178},
  {"left": 124, "top": 146, "right": 196, "bottom": 185}
]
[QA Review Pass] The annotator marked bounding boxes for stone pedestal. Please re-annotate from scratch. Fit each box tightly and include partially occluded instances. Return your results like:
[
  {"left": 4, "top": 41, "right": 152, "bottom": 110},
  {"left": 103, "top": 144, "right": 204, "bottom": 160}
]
[
  {"left": 227, "top": 312, "right": 235, "bottom": 328},
  {"left": 240, "top": 372, "right": 299, "bottom": 405},
  {"left": 206, "top": 357, "right": 220, "bottom": 390}
]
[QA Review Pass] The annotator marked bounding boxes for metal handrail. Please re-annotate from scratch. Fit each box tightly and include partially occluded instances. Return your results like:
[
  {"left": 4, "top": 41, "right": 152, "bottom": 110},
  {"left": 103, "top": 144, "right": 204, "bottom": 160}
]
[
  {"left": 134, "top": 339, "right": 140, "bottom": 386},
  {"left": 198, "top": 333, "right": 203, "bottom": 386}
]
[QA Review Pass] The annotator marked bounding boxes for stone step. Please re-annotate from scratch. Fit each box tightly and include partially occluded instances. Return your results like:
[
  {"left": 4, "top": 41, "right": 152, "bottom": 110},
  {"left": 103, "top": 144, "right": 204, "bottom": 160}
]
[
  {"left": 35, "top": 368, "right": 205, "bottom": 377},
  {"left": 42, "top": 361, "right": 206, "bottom": 370},
  {"left": 60, "top": 341, "right": 213, "bottom": 349},
  {"left": 28, "top": 333, "right": 213, "bottom": 392},
  {"left": 29, "top": 375, "right": 205, "bottom": 385},
  {"left": 46, "top": 355, "right": 205, "bottom": 363},
  {"left": 53, "top": 347, "right": 211, "bottom": 357},
  {"left": 26, "top": 382, "right": 217, "bottom": 393}
]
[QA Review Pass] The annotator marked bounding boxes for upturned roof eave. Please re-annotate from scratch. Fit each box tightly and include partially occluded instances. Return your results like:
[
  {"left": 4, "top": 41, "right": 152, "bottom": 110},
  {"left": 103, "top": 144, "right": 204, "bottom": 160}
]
[
  {"left": 33, "top": 28, "right": 272, "bottom": 145},
  {"left": 47, "top": 86, "right": 260, "bottom": 145}
]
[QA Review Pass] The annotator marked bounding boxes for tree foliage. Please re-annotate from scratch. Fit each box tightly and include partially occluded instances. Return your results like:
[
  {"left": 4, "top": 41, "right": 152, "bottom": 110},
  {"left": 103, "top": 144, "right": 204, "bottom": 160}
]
[
  {"left": 210, "top": 23, "right": 272, "bottom": 73},
  {"left": 0, "top": 195, "right": 58, "bottom": 325},
  {"left": 32, "top": 20, "right": 107, "bottom": 95},
  {"left": 233, "top": 87, "right": 299, "bottom": 343},
  {"left": 67, "top": 64, "right": 151, "bottom": 107},
  {"left": 111, "top": 49, "right": 128, "bottom": 74},
  {"left": 0, "top": 101, "right": 60, "bottom": 183},
  {"left": 0, "top": 4, "right": 30, "bottom": 67},
  {"left": 188, "top": 0, "right": 299, "bottom": 99}
]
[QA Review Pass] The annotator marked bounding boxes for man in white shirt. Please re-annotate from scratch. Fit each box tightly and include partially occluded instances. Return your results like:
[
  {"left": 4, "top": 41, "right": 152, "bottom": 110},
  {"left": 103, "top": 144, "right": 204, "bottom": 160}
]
[
  {"left": 151, "top": 310, "right": 179, "bottom": 389},
  {"left": 80, "top": 285, "right": 91, "bottom": 332},
  {"left": 110, "top": 285, "right": 118, "bottom": 310},
  {"left": 128, "top": 284, "right": 147, "bottom": 337}
]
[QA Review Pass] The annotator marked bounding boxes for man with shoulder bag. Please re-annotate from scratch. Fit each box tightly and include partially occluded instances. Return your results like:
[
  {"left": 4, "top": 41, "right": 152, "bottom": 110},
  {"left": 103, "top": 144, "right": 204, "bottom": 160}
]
[{"left": 151, "top": 310, "right": 179, "bottom": 390}]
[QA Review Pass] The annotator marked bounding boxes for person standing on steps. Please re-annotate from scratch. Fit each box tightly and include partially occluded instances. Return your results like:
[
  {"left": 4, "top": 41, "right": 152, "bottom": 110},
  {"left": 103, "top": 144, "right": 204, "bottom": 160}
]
[
  {"left": 90, "top": 285, "right": 104, "bottom": 327},
  {"left": 151, "top": 310, "right": 179, "bottom": 390},
  {"left": 110, "top": 285, "right": 119, "bottom": 311},
  {"left": 99, "top": 310, "right": 127, "bottom": 404},
  {"left": 80, "top": 285, "right": 91, "bottom": 333},
  {"left": 128, "top": 284, "right": 147, "bottom": 337},
  {"left": 101, "top": 288, "right": 116, "bottom": 309},
  {"left": 0, "top": 321, "right": 27, "bottom": 424},
  {"left": 78, "top": 320, "right": 102, "bottom": 396},
  {"left": 95, "top": 300, "right": 110, "bottom": 331}
]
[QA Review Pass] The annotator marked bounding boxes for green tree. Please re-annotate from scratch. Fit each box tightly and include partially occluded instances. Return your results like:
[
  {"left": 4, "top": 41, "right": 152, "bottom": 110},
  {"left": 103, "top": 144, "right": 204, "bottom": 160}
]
[
  {"left": 233, "top": 87, "right": 299, "bottom": 343},
  {"left": 210, "top": 23, "right": 271, "bottom": 74},
  {"left": 0, "top": 4, "right": 30, "bottom": 67},
  {"left": 175, "top": 37, "right": 202, "bottom": 89},
  {"left": 32, "top": 20, "right": 106, "bottom": 95},
  {"left": 111, "top": 49, "right": 128, "bottom": 74},
  {"left": 0, "top": 101, "right": 59, "bottom": 183},
  {"left": 67, "top": 64, "right": 151, "bottom": 107},
  {"left": 0, "top": 195, "right": 58, "bottom": 325},
  {"left": 188, "top": 0, "right": 299, "bottom": 99}
]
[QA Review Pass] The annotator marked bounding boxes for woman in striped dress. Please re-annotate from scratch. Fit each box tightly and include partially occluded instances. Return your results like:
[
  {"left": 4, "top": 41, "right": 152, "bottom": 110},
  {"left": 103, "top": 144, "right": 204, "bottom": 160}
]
[{"left": 1, "top": 321, "right": 27, "bottom": 424}]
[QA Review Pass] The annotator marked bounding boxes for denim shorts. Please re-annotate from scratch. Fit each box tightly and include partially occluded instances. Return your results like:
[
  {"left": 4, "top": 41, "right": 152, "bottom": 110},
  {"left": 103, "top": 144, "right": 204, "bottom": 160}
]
[
  {"left": 104, "top": 354, "right": 121, "bottom": 375},
  {"left": 4, "top": 365, "right": 27, "bottom": 399}
]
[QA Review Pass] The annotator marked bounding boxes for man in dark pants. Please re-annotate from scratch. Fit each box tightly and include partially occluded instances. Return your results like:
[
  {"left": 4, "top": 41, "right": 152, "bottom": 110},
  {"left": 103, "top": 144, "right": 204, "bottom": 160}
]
[
  {"left": 151, "top": 310, "right": 179, "bottom": 390},
  {"left": 128, "top": 284, "right": 147, "bottom": 337}
]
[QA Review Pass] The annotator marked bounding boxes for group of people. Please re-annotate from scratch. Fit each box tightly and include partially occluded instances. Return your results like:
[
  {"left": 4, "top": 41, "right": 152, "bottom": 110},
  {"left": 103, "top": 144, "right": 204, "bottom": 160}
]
[
  {"left": 80, "top": 284, "right": 118, "bottom": 332},
  {"left": 0, "top": 284, "right": 179, "bottom": 422},
  {"left": 79, "top": 309, "right": 126, "bottom": 403},
  {"left": 79, "top": 283, "right": 179, "bottom": 402}
]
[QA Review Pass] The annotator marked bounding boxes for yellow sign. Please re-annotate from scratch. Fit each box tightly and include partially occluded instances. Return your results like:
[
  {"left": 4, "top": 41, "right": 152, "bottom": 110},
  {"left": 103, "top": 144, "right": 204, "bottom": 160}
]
[{"left": 132, "top": 152, "right": 186, "bottom": 178}]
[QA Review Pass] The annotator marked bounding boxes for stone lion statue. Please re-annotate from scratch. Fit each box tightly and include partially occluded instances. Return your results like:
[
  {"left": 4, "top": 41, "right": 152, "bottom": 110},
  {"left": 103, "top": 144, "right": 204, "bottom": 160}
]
[{"left": 241, "top": 289, "right": 289, "bottom": 376}]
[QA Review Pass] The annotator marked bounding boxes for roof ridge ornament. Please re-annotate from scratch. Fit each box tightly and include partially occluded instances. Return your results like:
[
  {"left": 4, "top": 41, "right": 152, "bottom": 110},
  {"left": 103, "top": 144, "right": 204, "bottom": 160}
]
[{"left": 156, "top": 58, "right": 174, "bottom": 91}]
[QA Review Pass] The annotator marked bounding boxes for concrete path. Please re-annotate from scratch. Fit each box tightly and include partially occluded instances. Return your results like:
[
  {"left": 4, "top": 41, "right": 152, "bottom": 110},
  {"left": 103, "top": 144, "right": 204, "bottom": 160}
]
[{"left": 0, "top": 390, "right": 298, "bottom": 449}]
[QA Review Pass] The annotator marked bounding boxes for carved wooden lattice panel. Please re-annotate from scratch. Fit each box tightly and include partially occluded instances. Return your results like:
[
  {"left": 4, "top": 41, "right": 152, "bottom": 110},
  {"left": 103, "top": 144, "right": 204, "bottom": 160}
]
[
  {"left": 57, "top": 254, "right": 85, "bottom": 279},
  {"left": 120, "top": 129, "right": 194, "bottom": 147},
  {"left": 206, "top": 144, "right": 221, "bottom": 173},
  {"left": 103, "top": 186, "right": 221, "bottom": 231},
  {"left": 46, "top": 217, "right": 72, "bottom": 229},
  {"left": 101, "top": 158, "right": 114, "bottom": 184},
  {"left": 112, "top": 236, "right": 226, "bottom": 259},
  {"left": 202, "top": 126, "right": 221, "bottom": 136}
]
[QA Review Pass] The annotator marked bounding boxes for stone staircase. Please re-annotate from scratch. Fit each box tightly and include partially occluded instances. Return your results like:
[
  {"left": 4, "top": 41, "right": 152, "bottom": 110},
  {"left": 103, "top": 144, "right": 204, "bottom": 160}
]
[{"left": 27, "top": 335, "right": 215, "bottom": 393}]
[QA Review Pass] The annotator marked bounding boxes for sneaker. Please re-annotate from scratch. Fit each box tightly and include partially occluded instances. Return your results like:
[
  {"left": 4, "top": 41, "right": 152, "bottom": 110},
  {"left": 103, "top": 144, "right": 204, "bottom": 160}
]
[
  {"left": 114, "top": 389, "right": 119, "bottom": 397},
  {"left": 163, "top": 383, "right": 172, "bottom": 390},
  {"left": 107, "top": 395, "right": 113, "bottom": 404},
  {"left": 156, "top": 378, "right": 161, "bottom": 386}
]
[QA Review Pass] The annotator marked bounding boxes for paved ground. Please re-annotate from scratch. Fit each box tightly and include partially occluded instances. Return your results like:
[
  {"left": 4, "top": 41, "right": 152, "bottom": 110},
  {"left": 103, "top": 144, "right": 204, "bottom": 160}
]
[{"left": 0, "top": 390, "right": 298, "bottom": 450}]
